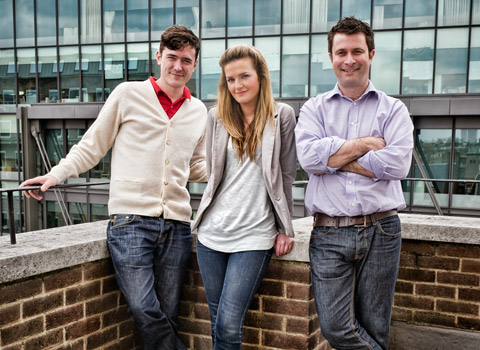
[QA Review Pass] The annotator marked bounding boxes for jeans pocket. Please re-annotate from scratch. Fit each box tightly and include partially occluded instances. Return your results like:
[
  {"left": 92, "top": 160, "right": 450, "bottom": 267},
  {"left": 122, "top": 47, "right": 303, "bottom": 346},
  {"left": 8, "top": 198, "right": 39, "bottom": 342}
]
[
  {"left": 377, "top": 216, "right": 401, "bottom": 238},
  {"left": 311, "top": 226, "right": 333, "bottom": 238},
  {"left": 109, "top": 214, "right": 136, "bottom": 229}
]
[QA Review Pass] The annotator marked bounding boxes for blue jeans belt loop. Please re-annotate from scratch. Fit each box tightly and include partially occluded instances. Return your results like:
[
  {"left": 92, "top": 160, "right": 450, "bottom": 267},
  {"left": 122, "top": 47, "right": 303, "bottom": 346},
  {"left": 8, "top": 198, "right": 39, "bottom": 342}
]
[{"left": 313, "top": 210, "right": 397, "bottom": 228}]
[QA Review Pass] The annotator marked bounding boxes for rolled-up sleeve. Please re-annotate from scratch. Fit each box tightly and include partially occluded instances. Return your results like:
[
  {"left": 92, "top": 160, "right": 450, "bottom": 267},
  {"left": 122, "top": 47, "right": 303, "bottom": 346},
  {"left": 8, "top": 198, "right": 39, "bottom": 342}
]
[
  {"left": 357, "top": 101, "right": 413, "bottom": 180},
  {"left": 295, "top": 99, "right": 346, "bottom": 175}
]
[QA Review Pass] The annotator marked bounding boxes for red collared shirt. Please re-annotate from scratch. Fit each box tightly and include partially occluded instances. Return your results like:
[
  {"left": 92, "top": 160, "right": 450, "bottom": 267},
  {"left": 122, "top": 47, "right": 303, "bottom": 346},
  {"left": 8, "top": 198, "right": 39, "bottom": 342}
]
[{"left": 149, "top": 76, "right": 191, "bottom": 119}]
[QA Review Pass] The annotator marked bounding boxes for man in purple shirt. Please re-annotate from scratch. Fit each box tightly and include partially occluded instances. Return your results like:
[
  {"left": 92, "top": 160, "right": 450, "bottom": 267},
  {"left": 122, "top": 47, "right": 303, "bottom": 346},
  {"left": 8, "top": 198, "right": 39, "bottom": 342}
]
[{"left": 295, "top": 17, "right": 413, "bottom": 350}]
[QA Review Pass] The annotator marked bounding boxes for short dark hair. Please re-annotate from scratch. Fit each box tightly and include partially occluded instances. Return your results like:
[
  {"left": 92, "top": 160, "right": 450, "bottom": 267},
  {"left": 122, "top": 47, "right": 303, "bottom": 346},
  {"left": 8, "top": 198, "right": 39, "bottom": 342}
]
[
  {"left": 160, "top": 25, "right": 200, "bottom": 60},
  {"left": 328, "top": 16, "right": 374, "bottom": 54}
]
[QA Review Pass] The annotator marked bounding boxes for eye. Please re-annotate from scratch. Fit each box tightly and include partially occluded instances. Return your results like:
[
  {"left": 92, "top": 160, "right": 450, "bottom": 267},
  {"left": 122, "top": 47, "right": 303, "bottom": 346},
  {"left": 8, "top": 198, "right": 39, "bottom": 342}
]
[
  {"left": 226, "top": 78, "right": 234, "bottom": 83},
  {"left": 241, "top": 74, "right": 249, "bottom": 79}
]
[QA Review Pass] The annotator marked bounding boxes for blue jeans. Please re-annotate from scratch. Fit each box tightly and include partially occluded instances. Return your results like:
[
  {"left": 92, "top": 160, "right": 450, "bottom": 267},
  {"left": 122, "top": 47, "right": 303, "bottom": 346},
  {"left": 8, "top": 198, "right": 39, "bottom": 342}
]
[
  {"left": 106, "top": 214, "right": 191, "bottom": 350},
  {"left": 196, "top": 241, "right": 273, "bottom": 350},
  {"left": 309, "top": 215, "right": 402, "bottom": 350}
]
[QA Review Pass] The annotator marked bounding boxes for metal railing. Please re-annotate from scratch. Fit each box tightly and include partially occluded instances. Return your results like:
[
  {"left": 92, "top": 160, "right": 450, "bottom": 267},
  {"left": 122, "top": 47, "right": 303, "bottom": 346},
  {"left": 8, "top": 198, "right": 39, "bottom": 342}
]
[{"left": 0, "top": 181, "right": 109, "bottom": 245}]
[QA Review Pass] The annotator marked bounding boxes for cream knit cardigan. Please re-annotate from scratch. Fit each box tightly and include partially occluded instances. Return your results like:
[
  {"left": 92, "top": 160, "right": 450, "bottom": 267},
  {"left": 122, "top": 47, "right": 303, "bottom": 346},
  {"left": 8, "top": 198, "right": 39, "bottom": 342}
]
[{"left": 49, "top": 79, "right": 208, "bottom": 221}]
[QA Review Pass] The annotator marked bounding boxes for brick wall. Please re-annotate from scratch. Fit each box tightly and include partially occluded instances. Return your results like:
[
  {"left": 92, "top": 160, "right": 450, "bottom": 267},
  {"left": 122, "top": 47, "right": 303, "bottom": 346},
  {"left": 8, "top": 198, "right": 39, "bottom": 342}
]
[
  {"left": 179, "top": 256, "right": 331, "bottom": 350},
  {"left": 393, "top": 239, "right": 480, "bottom": 331},
  {"left": 1, "top": 239, "right": 479, "bottom": 349},
  {"left": 0, "top": 259, "right": 141, "bottom": 350}
]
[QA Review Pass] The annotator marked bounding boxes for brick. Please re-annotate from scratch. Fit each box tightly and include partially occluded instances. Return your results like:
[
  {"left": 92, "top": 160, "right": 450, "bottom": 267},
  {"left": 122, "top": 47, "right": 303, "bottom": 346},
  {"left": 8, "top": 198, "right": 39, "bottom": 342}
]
[
  {"left": 393, "top": 295, "right": 434, "bottom": 310},
  {"left": 459, "top": 288, "right": 480, "bottom": 302},
  {"left": 104, "top": 335, "right": 134, "bottom": 350},
  {"left": 0, "top": 303, "right": 20, "bottom": 326},
  {"left": 84, "top": 259, "right": 115, "bottom": 281},
  {"left": 65, "top": 316, "right": 101, "bottom": 340},
  {"left": 193, "top": 335, "right": 213, "bottom": 350},
  {"left": 399, "top": 252, "right": 417, "bottom": 267},
  {"left": 257, "top": 280, "right": 284, "bottom": 297},
  {"left": 436, "top": 300, "right": 479, "bottom": 316},
  {"left": 193, "top": 271, "right": 204, "bottom": 287},
  {"left": 458, "top": 316, "right": 480, "bottom": 331},
  {"left": 193, "top": 303, "right": 210, "bottom": 320},
  {"left": 286, "top": 318, "right": 316, "bottom": 335},
  {"left": 437, "top": 244, "right": 480, "bottom": 259},
  {"left": 103, "top": 305, "right": 131, "bottom": 327},
  {"left": 85, "top": 293, "right": 118, "bottom": 316},
  {"left": 242, "top": 327, "right": 260, "bottom": 344},
  {"left": 86, "top": 327, "right": 118, "bottom": 350},
  {"left": 46, "top": 304, "right": 84, "bottom": 329},
  {"left": 119, "top": 319, "right": 136, "bottom": 338},
  {"left": 249, "top": 295, "right": 260, "bottom": 311},
  {"left": 461, "top": 259, "right": 480, "bottom": 273},
  {"left": 417, "top": 256, "right": 460, "bottom": 271},
  {"left": 286, "top": 283, "right": 312, "bottom": 300},
  {"left": 44, "top": 267, "right": 82, "bottom": 291},
  {"left": 263, "top": 331, "right": 309, "bottom": 349},
  {"left": 263, "top": 297, "right": 309, "bottom": 317},
  {"left": 23, "top": 292, "right": 64, "bottom": 317},
  {"left": 395, "top": 281, "right": 414, "bottom": 294},
  {"left": 244, "top": 312, "right": 283, "bottom": 330},
  {"left": 437, "top": 271, "right": 479, "bottom": 286},
  {"left": 397, "top": 268, "right": 435, "bottom": 283},
  {"left": 102, "top": 276, "right": 119, "bottom": 294},
  {"left": 414, "top": 311, "right": 456, "bottom": 327},
  {"left": 263, "top": 262, "right": 310, "bottom": 284},
  {"left": 178, "top": 318, "right": 211, "bottom": 336},
  {"left": 415, "top": 284, "right": 456, "bottom": 299},
  {"left": 401, "top": 241, "right": 435, "bottom": 255},
  {"left": 66, "top": 281, "right": 101, "bottom": 304},
  {"left": 180, "top": 286, "right": 207, "bottom": 303},
  {"left": 52, "top": 339, "right": 84, "bottom": 350},
  {"left": 179, "top": 300, "right": 193, "bottom": 317},
  {"left": 391, "top": 307, "right": 413, "bottom": 322},
  {"left": 0, "top": 279, "right": 42, "bottom": 304},
  {"left": 1, "top": 316, "right": 43, "bottom": 346},
  {"left": 2, "top": 345, "right": 22, "bottom": 350},
  {"left": 25, "top": 329, "right": 63, "bottom": 350}
]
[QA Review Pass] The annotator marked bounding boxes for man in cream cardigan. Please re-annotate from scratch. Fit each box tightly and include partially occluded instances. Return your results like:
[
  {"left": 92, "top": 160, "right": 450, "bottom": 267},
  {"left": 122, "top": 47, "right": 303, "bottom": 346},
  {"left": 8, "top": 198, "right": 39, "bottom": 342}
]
[{"left": 21, "top": 25, "right": 207, "bottom": 350}]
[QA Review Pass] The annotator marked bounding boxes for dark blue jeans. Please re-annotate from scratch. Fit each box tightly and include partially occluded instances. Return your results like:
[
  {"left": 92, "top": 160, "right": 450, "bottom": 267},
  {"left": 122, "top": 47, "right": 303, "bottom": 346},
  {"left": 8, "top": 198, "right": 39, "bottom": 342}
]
[
  {"left": 106, "top": 214, "right": 191, "bottom": 350},
  {"left": 196, "top": 241, "right": 273, "bottom": 350},
  {"left": 309, "top": 215, "right": 402, "bottom": 350}
]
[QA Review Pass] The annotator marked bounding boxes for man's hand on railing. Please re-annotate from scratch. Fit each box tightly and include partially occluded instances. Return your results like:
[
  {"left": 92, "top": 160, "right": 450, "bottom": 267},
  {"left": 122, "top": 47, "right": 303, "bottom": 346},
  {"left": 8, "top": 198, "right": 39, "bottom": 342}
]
[{"left": 20, "top": 175, "right": 59, "bottom": 200}]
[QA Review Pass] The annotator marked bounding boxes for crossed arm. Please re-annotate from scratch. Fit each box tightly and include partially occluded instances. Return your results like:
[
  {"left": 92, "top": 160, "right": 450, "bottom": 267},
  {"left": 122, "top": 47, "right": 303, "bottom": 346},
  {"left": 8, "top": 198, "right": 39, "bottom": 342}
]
[{"left": 327, "top": 136, "right": 386, "bottom": 178}]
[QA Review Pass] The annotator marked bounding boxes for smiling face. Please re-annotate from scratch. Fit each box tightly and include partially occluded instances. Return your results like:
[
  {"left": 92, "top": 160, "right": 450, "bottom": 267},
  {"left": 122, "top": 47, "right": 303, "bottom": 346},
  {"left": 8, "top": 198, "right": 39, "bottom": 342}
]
[
  {"left": 329, "top": 32, "right": 375, "bottom": 98},
  {"left": 156, "top": 45, "right": 198, "bottom": 94},
  {"left": 224, "top": 57, "right": 260, "bottom": 110}
]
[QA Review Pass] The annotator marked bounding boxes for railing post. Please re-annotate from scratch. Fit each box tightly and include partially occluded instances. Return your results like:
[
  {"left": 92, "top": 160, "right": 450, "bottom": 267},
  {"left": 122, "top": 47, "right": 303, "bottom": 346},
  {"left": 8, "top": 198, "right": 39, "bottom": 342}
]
[{"left": 7, "top": 191, "right": 16, "bottom": 244}]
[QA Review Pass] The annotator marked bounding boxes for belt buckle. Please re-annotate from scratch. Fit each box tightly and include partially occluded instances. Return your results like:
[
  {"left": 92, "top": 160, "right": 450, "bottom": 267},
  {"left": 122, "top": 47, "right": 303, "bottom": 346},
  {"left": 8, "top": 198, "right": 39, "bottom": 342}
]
[{"left": 354, "top": 215, "right": 368, "bottom": 228}]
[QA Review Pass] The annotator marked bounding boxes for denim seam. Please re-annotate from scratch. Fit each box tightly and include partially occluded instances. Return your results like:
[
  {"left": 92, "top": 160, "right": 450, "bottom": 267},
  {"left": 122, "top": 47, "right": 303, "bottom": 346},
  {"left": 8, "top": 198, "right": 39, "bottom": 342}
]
[{"left": 350, "top": 266, "right": 374, "bottom": 350}]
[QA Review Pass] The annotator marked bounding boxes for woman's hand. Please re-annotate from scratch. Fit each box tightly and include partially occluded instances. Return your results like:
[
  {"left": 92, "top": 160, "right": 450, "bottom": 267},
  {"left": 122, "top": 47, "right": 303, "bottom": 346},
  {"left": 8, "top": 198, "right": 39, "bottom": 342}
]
[{"left": 274, "top": 233, "right": 293, "bottom": 257}]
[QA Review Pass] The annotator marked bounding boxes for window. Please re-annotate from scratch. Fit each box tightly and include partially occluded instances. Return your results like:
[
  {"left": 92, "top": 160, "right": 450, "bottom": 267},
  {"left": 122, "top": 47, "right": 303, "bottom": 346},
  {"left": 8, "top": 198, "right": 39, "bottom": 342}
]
[
  {"left": 151, "top": 0, "right": 173, "bottom": 40},
  {"left": 104, "top": 0, "right": 125, "bottom": 43},
  {"left": 255, "top": 0, "right": 281, "bottom": 35},
  {"left": 372, "top": 0, "right": 403, "bottom": 29},
  {"left": 311, "top": 0, "right": 340, "bottom": 33},
  {"left": 201, "top": 0, "right": 225, "bottom": 38},
  {"left": 405, "top": 0, "right": 436, "bottom": 28},
  {"left": 38, "top": 47, "right": 58, "bottom": 103},
  {"left": 15, "top": 0, "right": 35, "bottom": 47},
  {"left": 310, "top": 34, "right": 336, "bottom": 96},
  {"left": 255, "top": 37, "right": 281, "bottom": 97},
  {"left": 402, "top": 30, "right": 434, "bottom": 94},
  {"left": 371, "top": 31, "right": 401, "bottom": 95},
  {"left": 283, "top": 0, "right": 310, "bottom": 34},
  {"left": 469, "top": 28, "right": 480, "bottom": 93},
  {"left": 228, "top": 0, "right": 252, "bottom": 37},
  {"left": 282, "top": 35, "right": 309, "bottom": 97},
  {"left": 37, "top": 0, "right": 57, "bottom": 46},
  {"left": 58, "top": 0, "right": 79, "bottom": 45},
  {"left": 200, "top": 39, "right": 224, "bottom": 99}
]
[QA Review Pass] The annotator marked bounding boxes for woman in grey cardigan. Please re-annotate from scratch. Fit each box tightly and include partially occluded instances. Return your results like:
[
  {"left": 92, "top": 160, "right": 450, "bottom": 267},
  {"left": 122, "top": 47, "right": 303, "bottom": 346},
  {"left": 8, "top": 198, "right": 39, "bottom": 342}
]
[{"left": 192, "top": 45, "right": 296, "bottom": 349}]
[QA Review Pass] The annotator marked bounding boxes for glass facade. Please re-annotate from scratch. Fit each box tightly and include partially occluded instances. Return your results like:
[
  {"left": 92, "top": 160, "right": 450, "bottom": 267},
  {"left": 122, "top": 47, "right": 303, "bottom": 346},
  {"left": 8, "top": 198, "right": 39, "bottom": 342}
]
[{"left": 0, "top": 0, "right": 479, "bottom": 234}]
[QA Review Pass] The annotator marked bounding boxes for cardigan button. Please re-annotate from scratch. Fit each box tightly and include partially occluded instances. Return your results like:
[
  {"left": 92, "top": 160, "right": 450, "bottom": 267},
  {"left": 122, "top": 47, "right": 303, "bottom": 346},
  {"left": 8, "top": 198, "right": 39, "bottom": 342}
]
[{"left": 275, "top": 195, "right": 281, "bottom": 201}]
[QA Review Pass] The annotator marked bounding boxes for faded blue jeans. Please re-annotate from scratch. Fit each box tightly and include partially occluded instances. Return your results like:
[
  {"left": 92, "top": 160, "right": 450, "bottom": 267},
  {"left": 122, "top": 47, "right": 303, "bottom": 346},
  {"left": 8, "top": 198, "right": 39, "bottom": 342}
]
[
  {"left": 196, "top": 241, "right": 273, "bottom": 350},
  {"left": 107, "top": 214, "right": 191, "bottom": 350},
  {"left": 309, "top": 215, "right": 402, "bottom": 350}
]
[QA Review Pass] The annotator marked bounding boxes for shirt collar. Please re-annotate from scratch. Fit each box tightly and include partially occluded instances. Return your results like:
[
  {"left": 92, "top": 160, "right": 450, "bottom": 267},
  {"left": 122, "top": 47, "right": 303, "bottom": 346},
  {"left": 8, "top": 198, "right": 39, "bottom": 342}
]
[
  {"left": 326, "top": 80, "right": 378, "bottom": 101},
  {"left": 149, "top": 76, "right": 191, "bottom": 102}
]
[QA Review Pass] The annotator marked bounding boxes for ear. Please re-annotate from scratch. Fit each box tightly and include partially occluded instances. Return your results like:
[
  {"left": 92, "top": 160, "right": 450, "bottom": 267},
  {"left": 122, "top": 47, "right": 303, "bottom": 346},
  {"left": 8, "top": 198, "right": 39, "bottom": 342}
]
[
  {"left": 193, "top": 59, "right": 198, "bottom": 70},
  {"left": 369, "top": 49, "right": 375, "bottom": 61},
  {"left": 329, "top": 52, "right": 333, "bottom": 63},
  {"left": 155, "top": 50, "right": 162, "bottom": 66}
]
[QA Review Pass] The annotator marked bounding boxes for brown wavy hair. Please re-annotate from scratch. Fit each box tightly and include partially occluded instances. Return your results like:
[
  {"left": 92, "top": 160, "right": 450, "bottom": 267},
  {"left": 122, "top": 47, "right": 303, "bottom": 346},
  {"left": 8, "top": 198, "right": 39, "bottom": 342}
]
[
  {"left": 160, "top": 25, "right": 200, "bottom": 60},
  {"left": 217, "top": 45, "right": 275, "bottom": 162}
]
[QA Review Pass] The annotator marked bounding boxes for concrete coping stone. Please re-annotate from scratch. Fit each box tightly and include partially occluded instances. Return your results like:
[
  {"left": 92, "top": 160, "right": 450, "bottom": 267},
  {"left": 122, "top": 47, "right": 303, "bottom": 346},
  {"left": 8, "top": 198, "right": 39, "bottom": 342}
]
[{"left": 1, "top": 214, "right": 479, "bottom": 284}]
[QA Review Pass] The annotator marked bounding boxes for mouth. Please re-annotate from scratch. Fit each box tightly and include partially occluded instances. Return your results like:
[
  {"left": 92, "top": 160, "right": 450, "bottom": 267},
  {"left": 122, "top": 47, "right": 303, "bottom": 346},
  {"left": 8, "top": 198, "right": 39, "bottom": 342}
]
[{"left": 342, "top": 68, "right": 358, "bottom": 73}]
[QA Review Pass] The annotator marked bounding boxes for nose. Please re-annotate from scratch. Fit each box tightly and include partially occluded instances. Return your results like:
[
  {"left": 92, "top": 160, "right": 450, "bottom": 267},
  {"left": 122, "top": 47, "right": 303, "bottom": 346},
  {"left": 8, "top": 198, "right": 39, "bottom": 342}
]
[
  {"left": 345, "top": 53, "right": 356, "bottom": 65},
  {"left": 235, "top": 79, "right": 243, "bottom": 90},
  {"left": 173, "top": 59, "right": 182, "bottom": 71}
]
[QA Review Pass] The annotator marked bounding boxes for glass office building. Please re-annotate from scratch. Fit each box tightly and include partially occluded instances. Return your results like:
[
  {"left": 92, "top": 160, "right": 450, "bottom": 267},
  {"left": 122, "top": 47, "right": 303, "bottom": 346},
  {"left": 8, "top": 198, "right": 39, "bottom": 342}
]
[{"left": 0, "top": 0, "right": 479, "bottom": 232}]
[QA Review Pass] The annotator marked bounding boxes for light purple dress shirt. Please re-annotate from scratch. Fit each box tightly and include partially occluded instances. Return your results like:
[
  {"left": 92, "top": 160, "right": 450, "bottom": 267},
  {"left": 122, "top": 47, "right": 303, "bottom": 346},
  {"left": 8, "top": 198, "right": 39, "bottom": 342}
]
[{"left": 295, "top": 81, "right": 414, "bottom": 217}]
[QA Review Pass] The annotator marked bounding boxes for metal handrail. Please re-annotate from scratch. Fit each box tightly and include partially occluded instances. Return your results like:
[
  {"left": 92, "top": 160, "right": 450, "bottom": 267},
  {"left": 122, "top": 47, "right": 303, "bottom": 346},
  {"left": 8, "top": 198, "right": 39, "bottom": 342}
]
[{"left": 0, "top": 181, "right": 109, "bottom": 245}]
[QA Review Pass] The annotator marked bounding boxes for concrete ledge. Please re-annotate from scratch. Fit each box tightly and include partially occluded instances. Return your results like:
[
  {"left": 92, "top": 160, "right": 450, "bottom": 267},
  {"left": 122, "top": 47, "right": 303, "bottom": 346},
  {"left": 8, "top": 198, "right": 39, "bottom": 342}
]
[
  {"left": 389, "top": 321, "right": 480, "bottom": 350},
  {"left": 2, "top": 213, "right": 480, "bottom": 284}
]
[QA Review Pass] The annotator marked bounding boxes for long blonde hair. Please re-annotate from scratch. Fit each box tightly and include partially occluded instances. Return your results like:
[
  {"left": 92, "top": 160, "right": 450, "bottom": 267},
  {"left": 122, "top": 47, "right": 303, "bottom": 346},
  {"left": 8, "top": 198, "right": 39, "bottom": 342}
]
[{"left": 217, "top": 45, "right": 275, "bottom": 162}]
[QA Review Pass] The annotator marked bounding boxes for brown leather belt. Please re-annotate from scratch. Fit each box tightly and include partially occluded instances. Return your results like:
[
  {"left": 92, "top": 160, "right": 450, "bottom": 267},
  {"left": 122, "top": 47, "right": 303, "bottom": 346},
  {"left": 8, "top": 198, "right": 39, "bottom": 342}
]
[{"left": 313, "top": 210, "right": 397, "bottom": 228}]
